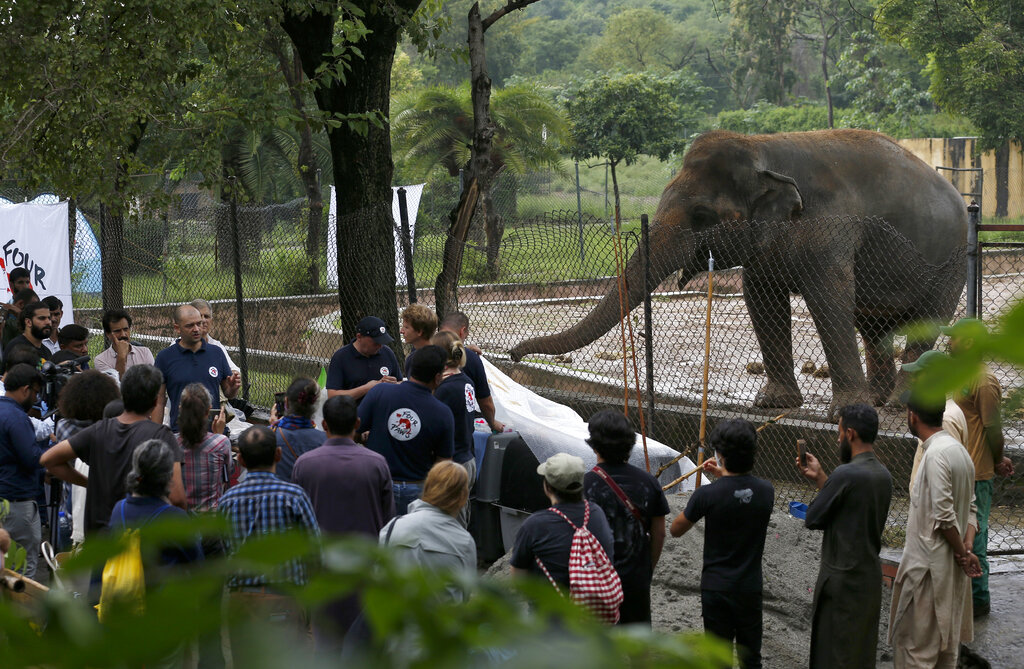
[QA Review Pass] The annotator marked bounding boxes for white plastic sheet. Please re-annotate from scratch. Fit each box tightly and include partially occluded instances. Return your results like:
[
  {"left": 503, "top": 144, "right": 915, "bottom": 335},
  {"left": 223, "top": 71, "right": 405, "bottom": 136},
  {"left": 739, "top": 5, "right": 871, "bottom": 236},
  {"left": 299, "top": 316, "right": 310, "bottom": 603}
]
[{"left": 482, "top": 358, "right": 706, "bottom": 489}]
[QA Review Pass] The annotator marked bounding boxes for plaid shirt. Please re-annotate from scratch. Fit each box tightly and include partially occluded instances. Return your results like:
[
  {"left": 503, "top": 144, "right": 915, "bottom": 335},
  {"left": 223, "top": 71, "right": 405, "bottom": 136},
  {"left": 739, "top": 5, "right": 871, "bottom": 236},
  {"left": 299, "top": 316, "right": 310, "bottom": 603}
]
[
  {"left": 180, "top": 432, "right": 235, "bottom": 512},
  {"left": 219, "top": 471, "right": 320, "bottom": 588}
]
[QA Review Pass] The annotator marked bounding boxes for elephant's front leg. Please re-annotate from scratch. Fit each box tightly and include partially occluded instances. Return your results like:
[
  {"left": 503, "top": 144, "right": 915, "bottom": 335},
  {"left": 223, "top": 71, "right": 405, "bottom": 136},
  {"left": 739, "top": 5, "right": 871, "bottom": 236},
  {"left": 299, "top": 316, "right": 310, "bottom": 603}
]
[
  {"left": 743, "top": 271, "right": 803, "bottom": 408},
  {"left": 802, "top": 279, "right": 872, "bottom": 416}
]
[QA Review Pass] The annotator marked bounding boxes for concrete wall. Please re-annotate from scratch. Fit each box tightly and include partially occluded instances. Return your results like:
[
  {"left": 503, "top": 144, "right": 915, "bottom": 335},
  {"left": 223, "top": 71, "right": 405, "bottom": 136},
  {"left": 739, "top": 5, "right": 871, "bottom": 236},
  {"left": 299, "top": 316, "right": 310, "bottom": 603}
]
[{"left": 898, "top": 138, "right": 1024, "bottom": 218}]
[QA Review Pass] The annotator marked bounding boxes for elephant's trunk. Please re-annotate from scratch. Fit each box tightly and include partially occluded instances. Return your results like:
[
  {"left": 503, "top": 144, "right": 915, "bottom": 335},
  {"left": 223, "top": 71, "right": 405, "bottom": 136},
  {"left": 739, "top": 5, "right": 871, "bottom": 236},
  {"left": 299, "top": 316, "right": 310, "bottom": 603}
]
[{"left": 509, "top": 239, "right": 687, "bottom": 361}]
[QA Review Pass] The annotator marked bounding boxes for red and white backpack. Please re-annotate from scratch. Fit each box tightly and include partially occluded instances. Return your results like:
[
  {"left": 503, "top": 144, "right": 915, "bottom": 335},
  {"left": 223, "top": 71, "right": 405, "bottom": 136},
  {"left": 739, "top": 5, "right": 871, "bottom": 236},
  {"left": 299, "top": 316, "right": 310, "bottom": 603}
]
[{"left": 535, "top": 501, "right": 623, "bottom": 624}]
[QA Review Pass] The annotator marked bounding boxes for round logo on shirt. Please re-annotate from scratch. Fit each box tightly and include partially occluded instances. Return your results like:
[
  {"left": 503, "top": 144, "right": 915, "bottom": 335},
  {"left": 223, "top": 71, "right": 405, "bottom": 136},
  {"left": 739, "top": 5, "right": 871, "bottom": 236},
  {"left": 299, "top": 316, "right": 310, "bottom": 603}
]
[
  {"left": 380, "top": 366, "right": 390, "bottom": 376},
  {"left": 208, "top": 366, "right": 219, "bottom": 378},
  {"left": 465, "top": 383, "right": 480, "bottom": 413},
  {"left": 388, "top": 408, "right": 421, "bottom": 441}
]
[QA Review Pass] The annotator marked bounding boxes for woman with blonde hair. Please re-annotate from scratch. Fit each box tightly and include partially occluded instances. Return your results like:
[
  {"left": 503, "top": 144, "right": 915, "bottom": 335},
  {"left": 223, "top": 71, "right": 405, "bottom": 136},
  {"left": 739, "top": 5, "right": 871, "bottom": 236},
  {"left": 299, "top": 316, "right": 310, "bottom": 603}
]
[
  {"left": 379, "top": 461, "right": 476, "bottom": 599},
  {"left": 429, "top": 331, "right": 478, "bottom": 487}
]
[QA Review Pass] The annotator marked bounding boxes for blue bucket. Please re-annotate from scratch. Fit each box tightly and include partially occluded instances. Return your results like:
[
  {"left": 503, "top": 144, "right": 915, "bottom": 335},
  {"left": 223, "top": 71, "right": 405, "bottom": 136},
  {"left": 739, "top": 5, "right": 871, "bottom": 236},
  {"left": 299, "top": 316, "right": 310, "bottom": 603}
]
[{"left": 788, "top": 501, "right": 807, "bottom": 520}]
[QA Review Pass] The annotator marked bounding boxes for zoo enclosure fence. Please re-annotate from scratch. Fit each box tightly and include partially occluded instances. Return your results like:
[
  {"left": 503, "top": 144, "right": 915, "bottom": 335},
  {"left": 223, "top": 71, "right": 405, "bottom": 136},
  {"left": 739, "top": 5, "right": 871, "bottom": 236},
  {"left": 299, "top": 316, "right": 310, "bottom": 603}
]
[{"left": 3, "top": 168, "right": 1023, "bottom": 553}]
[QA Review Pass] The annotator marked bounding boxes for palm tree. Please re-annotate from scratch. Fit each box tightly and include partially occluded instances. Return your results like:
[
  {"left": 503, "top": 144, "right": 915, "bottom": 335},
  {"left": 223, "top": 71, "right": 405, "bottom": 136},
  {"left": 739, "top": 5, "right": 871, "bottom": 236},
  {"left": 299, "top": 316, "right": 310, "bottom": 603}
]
[{"left": 392, "top": 82, "right": 567, "bottom": 278}]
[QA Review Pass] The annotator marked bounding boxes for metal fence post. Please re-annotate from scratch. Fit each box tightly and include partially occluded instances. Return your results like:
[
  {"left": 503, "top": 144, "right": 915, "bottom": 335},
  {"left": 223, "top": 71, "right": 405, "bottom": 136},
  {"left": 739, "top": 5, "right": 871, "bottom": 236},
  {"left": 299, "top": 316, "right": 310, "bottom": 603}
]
[
  {"left": 966, "top": 200, "right": 980, "bottom": 318},
  {"left": 228, "top": 178, "right": 250, "bottom": 400},
  {"left": 641, "top": 214, "right": 655, "bottom": 434},
  {"left": 397, "top": 187, "right": 417, "bottom": 304},
  {"left": 575, "top": 161, "right": 586, "bottom": 263}
]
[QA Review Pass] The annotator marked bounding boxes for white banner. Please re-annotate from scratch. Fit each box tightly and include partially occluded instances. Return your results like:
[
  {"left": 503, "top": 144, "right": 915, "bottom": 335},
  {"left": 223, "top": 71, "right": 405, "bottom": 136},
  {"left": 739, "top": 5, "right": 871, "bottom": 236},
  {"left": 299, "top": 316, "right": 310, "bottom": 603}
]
[
  {"left": 0, "top": 200, "right": 74, "bottom": 315},
  {"left": 326, "top": 184, "right": 426, "bottom": 288}
]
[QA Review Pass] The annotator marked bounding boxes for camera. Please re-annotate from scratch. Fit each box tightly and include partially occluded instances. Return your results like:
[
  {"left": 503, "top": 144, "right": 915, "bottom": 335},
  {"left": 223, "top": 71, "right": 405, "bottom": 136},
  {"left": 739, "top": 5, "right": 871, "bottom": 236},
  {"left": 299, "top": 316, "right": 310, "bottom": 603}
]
[{"left": 38, "top": 355, "right": 89, "bottom": 419}]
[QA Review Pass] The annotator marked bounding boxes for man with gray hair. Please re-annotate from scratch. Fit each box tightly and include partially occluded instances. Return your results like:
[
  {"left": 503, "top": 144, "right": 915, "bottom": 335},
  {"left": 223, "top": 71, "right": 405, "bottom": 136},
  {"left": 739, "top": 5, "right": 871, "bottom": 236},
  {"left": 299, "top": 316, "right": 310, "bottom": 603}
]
[
  {"left": 42, "top": 364, "right": 186, "bottom": 537},
  {"left": 191, "top": 299, "right": 240, "bottom": 375}
]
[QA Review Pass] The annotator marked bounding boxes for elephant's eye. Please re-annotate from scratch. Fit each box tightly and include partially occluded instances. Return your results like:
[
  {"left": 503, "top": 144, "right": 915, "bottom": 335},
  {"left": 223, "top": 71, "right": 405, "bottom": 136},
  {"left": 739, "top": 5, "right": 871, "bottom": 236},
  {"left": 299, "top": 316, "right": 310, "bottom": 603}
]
[{"left": 691, "top": 206, "right": 719, "bottom": 231}]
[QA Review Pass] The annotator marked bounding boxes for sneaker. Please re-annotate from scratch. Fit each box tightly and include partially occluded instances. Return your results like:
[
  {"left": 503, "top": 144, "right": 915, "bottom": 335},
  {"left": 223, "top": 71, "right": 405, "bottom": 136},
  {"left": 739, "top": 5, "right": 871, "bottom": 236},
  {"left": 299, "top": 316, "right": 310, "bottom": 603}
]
[{"left": 972, "top": 601, "right": 990, "bottom": 618}]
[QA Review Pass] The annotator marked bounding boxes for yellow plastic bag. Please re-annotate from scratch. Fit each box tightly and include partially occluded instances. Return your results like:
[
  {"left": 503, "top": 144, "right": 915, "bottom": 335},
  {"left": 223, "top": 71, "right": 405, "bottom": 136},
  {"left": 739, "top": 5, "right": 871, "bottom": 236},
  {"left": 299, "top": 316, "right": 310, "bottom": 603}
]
[{"left": 96, "top": 530, "right": 146, "bottom": 622}]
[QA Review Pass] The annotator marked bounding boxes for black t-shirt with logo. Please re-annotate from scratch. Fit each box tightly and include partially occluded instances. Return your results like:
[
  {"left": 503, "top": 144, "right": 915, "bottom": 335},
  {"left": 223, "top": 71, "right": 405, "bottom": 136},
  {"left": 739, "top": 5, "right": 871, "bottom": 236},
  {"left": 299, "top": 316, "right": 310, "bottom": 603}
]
[
  {"left": 433, "top": 372, "right": 476, "bottom": 464},
  {"left": 584, "top": 462, "right": 671, "bottom": 585},
  {"left": 326, "top": 341, "right": 403, "bottom": 397},
  {"left": 68, "top": 418, "right": 183, "bottom": 535},
  {"left": 357, "top": 380, "right": 454, "bottom": 481},
  {"left": 683, "top": 474, "right": 774, "bottom": 592}
]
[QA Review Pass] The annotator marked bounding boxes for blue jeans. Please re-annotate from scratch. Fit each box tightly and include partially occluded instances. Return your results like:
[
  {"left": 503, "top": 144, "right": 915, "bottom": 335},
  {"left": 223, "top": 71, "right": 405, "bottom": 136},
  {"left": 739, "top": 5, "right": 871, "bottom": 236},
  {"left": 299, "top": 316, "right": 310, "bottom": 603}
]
[
  {"left": 393, "top": 481, "right": 423, "bottom": 516},
  {"left": 972, "top": 479, "right": 992, "bottom": 607}
]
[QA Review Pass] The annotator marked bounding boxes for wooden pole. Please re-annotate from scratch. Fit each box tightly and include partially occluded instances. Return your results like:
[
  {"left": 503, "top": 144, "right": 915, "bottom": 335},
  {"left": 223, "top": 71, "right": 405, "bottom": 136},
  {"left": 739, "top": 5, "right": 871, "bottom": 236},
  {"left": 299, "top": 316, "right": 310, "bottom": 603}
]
[
  {"left": 696, "top": 253, "right": 714, "bottom": 488},
  {"left": 662, "top": 463, "right": 705, "bottom": 492}
]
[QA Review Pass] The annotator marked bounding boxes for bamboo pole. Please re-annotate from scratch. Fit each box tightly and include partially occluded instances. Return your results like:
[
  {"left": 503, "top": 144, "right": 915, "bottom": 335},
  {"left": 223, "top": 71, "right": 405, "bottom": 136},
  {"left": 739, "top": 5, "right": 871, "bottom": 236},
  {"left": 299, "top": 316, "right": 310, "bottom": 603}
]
[
  {"left": 662, "top": 462, "right": 705, "bottom": 491},
  {"left": 696, "top": 253, "right": 714, "bottom": 489}
]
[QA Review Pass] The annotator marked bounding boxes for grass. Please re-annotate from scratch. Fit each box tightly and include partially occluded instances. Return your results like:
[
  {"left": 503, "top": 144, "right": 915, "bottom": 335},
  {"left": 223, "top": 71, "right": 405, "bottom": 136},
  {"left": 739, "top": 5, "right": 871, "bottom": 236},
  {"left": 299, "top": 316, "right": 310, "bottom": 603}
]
[{"left": 979, "top": 216, "right": 1024, "bottom": 243}]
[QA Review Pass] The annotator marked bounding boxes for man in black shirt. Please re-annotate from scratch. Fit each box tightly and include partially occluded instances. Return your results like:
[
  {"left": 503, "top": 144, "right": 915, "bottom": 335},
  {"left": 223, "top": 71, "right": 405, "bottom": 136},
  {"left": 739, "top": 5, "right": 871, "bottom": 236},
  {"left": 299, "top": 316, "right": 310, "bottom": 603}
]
[
  {"left": 798, "top": 404, "right": 893, "bottom": 669},
  {"left": 670, "top": 419, "right": 774, "bottom": 669},
  {"left": 583, "top": 409, "right": 669, "bottom": 625},
  {"left": 4, "top": 301, "right": 51, "bottom": 362},
  {"left": 326, "top": 316, "right": 403, "bottom": 402},
  {"left": 41, "top": 364, "right": 185, "bottom": 536}
]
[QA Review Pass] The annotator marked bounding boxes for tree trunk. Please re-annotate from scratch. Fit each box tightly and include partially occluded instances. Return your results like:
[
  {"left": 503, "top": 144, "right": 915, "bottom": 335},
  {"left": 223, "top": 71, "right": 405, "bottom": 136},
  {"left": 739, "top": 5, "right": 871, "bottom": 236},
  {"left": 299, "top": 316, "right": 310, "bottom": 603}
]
[
  {"left": 282, "top": 2, "right": 419, "bottom": 341},
  {"left": 821, "top": 29, "right": 833, "bottom": 128},
  {"left": 468, "top": 3, "right": 497, "bottom": 279},
  {"left": 100, "top": 202, "right": 124, "bottom": 311},
  {"left": 435, "top": 179, "right": 479, "bottom": 319},
  {"left": 270, "top": 33, "right": 323, "bottom": 294}
]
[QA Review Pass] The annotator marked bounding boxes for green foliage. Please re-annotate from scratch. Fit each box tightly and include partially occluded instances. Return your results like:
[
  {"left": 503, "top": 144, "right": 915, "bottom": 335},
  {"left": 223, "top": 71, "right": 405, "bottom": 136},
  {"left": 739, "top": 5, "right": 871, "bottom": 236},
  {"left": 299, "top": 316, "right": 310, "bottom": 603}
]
[
  {"left": 392, "top": 82, "right": 568, "bottom": 180},
  {"left": 0, "top": 516, "right": 732, "bottom": 668},
  {"left": 715, "top": 100, "right": 831, "bottom": 134},
  {"left": 561, "top": 72, "right": 710, "bottom": 168},
  {"left": 875, "top": 0, "right": 1024, "bottom": 149}
]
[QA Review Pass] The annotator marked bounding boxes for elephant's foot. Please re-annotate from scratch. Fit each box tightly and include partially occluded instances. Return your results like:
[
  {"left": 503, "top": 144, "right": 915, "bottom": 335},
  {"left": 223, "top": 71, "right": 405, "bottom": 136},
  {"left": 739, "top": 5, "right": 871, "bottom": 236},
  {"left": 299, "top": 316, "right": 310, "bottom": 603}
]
[
  {"left": 828, "top": 387, "right": 874, "bottom": 419},
  {"left": 753, "top": 381, "right": 803, "bottom": 409},
  {"left": 868, "top": 373, "right": 896, "bottom": 406}
]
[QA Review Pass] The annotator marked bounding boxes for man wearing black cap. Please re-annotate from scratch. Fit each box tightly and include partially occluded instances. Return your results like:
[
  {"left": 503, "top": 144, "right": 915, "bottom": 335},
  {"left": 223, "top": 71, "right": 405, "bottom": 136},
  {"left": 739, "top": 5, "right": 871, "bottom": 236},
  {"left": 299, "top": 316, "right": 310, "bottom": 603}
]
[{"left": 326, "top": 316, "right": 403, "bottom": 402}]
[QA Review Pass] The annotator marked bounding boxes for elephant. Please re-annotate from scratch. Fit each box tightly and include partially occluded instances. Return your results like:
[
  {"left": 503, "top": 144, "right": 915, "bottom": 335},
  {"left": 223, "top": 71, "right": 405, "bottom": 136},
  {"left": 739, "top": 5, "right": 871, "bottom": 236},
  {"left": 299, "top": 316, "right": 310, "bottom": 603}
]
[{"left": 510, "top": 129, "right": 968, "bottom": 413}]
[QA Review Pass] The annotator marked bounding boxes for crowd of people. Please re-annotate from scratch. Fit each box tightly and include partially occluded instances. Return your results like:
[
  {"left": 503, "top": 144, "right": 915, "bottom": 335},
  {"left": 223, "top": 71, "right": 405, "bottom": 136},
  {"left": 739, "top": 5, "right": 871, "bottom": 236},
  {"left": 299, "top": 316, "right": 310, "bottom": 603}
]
[{"left": 0, "top": 280, "right": 1013, "bottom": 669}]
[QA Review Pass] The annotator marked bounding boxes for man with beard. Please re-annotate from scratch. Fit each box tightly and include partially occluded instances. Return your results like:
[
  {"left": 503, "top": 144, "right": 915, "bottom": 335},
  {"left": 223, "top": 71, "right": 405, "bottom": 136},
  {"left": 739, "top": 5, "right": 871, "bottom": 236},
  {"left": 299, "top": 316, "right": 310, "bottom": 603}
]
[
  {"left": 0, "top": 363, "right": 45, "bottom": 579},
  {"left": 797, "top": 404, "right": 893, "bottom": 668},
  {"left": 40, "top": 296, "right": 63, "bottom": 356},
  {"left": 1, "top": 288, "right": 38, "bottom": 350},
  {"left": 889, "top": 396, "right": 980, "bottom": 668},
  {"left": 94, "top": 308, "right": 154, "bottom": 379},
  {"left": 4, "top": 301, "right": 52, "bottom": 361}
]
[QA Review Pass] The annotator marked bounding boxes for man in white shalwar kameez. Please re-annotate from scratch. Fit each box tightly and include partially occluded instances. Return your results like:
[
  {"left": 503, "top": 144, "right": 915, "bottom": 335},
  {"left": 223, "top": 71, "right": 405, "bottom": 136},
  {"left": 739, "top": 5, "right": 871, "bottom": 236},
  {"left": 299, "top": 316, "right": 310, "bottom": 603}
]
[{"left": 889, "top": 397, "right": 981, "bottom": 668}]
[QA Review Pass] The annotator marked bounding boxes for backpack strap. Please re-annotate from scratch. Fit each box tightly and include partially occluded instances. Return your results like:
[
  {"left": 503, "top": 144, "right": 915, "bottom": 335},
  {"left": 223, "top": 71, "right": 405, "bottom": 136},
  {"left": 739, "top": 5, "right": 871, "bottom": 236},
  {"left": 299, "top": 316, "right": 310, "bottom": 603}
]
[
  {"left": 272, "top": 425, "right": 299, "bottom": 459},
  {"left": 546, "top": 505, "right": 578, "bottom": 530},
  {"left": 382, "top": 517, "right": 400, "bottom": 545},
  {"left": 534, "top": 556, "right": 564, "bottom": 596},
  {"left": 591, "top": 466, "right": 645, "bottom": 525}
]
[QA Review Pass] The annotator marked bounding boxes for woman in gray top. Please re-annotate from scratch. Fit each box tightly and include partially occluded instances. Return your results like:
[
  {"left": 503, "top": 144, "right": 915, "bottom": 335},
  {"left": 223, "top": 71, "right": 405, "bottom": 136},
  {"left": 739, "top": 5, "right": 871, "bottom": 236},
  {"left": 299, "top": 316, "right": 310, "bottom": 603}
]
[{"left": 380, "top": 461, "right": 476, "bottom": 600}]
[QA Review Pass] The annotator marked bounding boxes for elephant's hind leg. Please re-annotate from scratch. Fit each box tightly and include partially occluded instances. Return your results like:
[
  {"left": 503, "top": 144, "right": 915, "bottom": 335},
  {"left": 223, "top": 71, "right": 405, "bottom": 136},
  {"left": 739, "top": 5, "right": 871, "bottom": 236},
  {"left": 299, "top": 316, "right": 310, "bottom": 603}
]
[
  {"left": 861, "top": 328, "right": 896, "bottom": 406},
  {"left": 743, "top": 271, "right": 803, "bottom": 408}
]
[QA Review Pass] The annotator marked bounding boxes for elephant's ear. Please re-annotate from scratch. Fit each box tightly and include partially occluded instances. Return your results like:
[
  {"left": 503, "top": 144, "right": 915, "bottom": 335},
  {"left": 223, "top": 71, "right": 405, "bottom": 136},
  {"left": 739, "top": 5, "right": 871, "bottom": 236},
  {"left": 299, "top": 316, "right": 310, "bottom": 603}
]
[{"left": 752, "top": 170, "right": 804, "bottom": 223}]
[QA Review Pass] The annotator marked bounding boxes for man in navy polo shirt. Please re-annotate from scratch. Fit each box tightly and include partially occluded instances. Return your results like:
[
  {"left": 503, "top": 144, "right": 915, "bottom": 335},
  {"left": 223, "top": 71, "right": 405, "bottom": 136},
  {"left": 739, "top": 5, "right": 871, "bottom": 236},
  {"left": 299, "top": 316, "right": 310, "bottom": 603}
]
[
  {"left": 326, "top": 316, "right": 403, "bottom": 402},
  {"left": 438, "top": 311, "right": 504, "bottom": 432},
  {"left": 154, "top": 304, "right": 241, "bottom": 431},
  {"left": 357, "top": 345, "right": 453, "bottom": 514}
]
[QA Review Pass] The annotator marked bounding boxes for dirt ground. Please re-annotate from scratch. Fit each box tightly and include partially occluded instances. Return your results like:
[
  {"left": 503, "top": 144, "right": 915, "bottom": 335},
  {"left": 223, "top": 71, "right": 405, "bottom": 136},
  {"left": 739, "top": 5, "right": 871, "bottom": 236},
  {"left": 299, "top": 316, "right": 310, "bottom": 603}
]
[{"left": 488, "top": 492, "right": 1023, "bottom": 669}]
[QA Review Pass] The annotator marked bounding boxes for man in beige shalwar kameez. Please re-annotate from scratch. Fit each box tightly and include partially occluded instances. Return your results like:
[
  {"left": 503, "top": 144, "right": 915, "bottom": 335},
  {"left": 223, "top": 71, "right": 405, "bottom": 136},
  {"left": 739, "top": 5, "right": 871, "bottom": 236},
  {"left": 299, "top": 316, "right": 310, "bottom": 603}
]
[{"left": 889, "top": 397, "right": 981, "bottom": 668}]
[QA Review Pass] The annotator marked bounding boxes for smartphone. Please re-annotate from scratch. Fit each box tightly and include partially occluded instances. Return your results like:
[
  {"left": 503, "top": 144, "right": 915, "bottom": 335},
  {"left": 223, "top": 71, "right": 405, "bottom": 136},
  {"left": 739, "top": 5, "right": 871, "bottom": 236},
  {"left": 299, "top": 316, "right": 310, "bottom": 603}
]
[
  {"left": 797, "top": 439, "right": 807, "bottom": 467},
  {"left": 274, "top": 392, "right": 286, "bottom": 417}
]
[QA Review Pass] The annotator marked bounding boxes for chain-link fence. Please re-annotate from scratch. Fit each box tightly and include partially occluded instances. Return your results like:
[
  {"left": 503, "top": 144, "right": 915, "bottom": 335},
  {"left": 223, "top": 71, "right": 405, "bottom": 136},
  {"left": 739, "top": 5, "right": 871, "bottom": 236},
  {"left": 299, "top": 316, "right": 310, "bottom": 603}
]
[{"left": 3, "top": 159, "right": 1024, "bottom": 553}]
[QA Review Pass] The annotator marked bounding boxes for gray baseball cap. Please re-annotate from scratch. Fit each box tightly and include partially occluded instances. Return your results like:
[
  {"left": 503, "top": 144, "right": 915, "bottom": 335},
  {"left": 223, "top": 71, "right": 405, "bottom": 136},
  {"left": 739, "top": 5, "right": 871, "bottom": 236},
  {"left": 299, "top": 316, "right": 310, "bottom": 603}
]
[{"left": 537, "top": 453, "right": 586, "bottom": 493}]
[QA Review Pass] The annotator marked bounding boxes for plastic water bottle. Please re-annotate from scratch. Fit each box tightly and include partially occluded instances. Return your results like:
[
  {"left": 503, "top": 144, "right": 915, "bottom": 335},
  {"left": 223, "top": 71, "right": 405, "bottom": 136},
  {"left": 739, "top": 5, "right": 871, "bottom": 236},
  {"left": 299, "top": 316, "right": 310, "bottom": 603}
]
[{"left": 57, "top": 511, "right": 72, "bottom": 552}]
